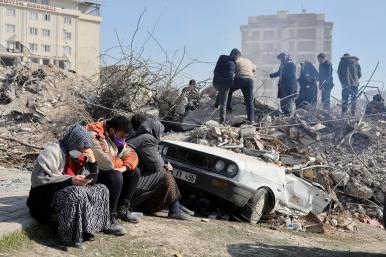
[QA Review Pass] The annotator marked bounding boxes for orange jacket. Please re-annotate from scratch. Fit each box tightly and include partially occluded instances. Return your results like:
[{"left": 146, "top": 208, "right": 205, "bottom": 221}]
[{"left": 86, "top": 121, "right": 138, "bottom": 171}]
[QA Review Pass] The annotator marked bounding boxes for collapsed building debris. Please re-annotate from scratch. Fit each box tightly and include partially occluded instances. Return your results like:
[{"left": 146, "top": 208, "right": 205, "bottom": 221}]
[
  {"left": 163, "top": 91, "right": 386, "bottom": 232},
  {"left": 0, "top": 64, "right": 93, "bottom": 169},
  {"left": 0, "top": 62, "right": 385, "bottom": 233}
]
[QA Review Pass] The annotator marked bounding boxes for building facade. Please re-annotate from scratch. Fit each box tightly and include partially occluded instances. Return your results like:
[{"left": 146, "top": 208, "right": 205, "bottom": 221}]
[
  {"left": 0, "top": 0, "right": 102, "bottom": 77},
  {"left": 241, "top": 11, "right": 333, "bottom": 99}
]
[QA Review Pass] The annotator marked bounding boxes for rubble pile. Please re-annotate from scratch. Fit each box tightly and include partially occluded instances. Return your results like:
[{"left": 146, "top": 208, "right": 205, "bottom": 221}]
[
  {"left": 0, "top": 64, "right": 93, "bottom": 169},
  {"left": 164, "top": 93, "right": 386, "bottom": 230}
]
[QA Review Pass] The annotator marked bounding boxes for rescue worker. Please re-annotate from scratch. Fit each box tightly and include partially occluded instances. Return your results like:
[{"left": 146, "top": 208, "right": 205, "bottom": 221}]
[
  {"left": 269, "top": 53, "right": 297, "bottom": 115},
  {"left": 226, "top": 53, "right": 256, "bottom": 123},
  {"left": 317, "top": 53, "right": 334, "bottom": 110},
  {"left": 296, "top": 61, "right": 318, "bottom": 108},
  {"left": 213, "top": 49, "right": 240, "bottom": 124},
  {"left": 337, "top": 53, "right": 362, "bottom": 116}
]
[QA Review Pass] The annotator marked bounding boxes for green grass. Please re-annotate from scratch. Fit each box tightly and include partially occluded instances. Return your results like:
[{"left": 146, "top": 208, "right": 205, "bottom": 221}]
[
  {"left": 0, "top": 230, "right": 29, "bottom": 254},
  {"left": 0, "top": 225, "right": 51, "bottom": 255}
]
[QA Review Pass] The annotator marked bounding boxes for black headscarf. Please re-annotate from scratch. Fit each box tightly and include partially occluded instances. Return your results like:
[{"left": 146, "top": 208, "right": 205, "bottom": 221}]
[{"left": 134, "top": 118, "right": 164, "bottom": 142}]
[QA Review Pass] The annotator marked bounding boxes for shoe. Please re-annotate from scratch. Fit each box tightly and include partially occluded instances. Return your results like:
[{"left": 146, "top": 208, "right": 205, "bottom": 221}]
[
  {"left": 74, "top": 242, "right": 85, "bottom": 249},
  {"left": 103, "top": 217, "right": 127, "bottom": 236},
  {"left": 83, "top": 232, "right": 95, "bottom": 242},
  {"left": 118, "top": 211, "right": 142, "bottom": 223},
  {"left": 168, "top": 211, "right": 192, "bottom": 221},
  {"left": 179, "top": 205, "right": 194, "bottom": 216}
]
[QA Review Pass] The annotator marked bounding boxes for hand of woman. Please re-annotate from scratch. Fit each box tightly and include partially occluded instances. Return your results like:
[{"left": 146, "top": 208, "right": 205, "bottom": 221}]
[
  {"left": 72, "top": 175, "right": 90, "bottom": 186},
  {"left": 83, "top": 149, "right": 96, "bottom": 163},
  {"left": 116, "top": 166, "right": 127, "bottom": 173},
  {"left": 164, "top": 162, "right": 173, "bottom": 172}
]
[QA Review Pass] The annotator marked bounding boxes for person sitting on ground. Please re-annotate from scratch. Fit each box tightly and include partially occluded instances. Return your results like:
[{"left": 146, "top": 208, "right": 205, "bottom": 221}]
[
  {"left": 127, "top": 118, "right": 193, "bottom": 220},
  {"left": 86, "top": 115, "right": 142, "bottom": 227},
  {"left": 365, "top": 94, "right": 386, "bottom": 115},
  {"left": 131, "top": 112, "right": 147, "bottom": 132},
  {"left": 27, "top": 124, "right": 110, "bottom": 247}
]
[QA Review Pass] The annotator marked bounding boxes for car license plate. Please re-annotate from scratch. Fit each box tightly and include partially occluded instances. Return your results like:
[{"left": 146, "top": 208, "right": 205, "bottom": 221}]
[{"left": 172, "top": 169, "right": 196, "bottom": 184}]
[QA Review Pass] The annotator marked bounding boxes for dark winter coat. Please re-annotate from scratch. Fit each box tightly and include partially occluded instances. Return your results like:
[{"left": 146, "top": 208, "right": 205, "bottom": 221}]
[
  {"left": 296, "top": 62, "right": 318, "bottom": 107},
  {"left": 318, "top": 60, "right": 334, "bottom": 89},
  {"left": 337, "top": 56, "right": 362, "bottom": 86},
  {"left": 127, "top": 119, "right": 165, "bottom": 176},
  {"left": 270, "top": 60, "right": 297, "bottom": 99},
  {"left": 213, "top": 55, "right": 236, "bottom": 90}
]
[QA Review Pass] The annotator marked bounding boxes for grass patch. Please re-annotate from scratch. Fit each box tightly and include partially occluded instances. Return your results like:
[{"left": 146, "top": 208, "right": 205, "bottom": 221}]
[
  {"left": 0, "top": 224, "right": 52, "bottom": 255},
  {"left": 0, "top": 230, "right": 29, "bottom": 254}
]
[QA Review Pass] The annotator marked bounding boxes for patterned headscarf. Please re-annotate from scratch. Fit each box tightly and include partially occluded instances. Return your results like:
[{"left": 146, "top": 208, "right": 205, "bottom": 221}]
[{"left": 59, "top": 124, "right": 93, "bottom": 153}]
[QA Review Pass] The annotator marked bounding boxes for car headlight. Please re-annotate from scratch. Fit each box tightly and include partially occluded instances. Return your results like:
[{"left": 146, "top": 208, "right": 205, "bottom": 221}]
[
  {"left": 215, "top": 160, "right": 226, "bottom": 172},
  {"left": 162, "top": 145, "right": 168, "bottom": 156},
  {"left": 226, "top": 164, "right": 238, "bottom": 177}
]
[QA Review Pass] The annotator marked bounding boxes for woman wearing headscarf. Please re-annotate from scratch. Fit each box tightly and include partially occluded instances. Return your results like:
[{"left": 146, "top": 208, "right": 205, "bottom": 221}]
[
  {"left": 27, "top": 124, "right": 111, "bottom": 247},
  {"left": 127, "top": 118, "right": 193, "bottom": 220}
]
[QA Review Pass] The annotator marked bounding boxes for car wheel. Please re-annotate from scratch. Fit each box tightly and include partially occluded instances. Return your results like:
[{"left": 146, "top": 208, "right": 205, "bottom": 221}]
[{"left": 240, "top": 188, "right": 269, "bottom": 224}]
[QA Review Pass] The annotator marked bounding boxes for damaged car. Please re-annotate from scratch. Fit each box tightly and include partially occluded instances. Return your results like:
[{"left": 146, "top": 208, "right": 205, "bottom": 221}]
[{"left": 160, "top": 140, "right": 332, "bottom": 223}]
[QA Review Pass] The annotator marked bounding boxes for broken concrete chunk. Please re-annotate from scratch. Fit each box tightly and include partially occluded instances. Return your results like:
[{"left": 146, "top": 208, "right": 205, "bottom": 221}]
[
  {"left": 239, "top": 126, "right": 256, "bottom": 138},
  {"left": 330, "top": 171, "right": 350, "bottom": 187},
  {"left": 345, "top": 180, "right": 374, "bottom": 199},
  {"left": 211, "top": 127, "right": 222, "bottom": 137}
]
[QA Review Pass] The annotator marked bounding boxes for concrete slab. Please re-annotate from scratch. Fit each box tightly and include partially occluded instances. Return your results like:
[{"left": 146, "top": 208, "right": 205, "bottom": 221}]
[{"left": 0, "top": 167, "right": 36, "bottom": 238}]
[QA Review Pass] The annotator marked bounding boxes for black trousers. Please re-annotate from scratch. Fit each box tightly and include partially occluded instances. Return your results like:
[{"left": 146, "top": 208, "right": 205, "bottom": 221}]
[
  {"left": 97, "top": 170, "right": 123, "bottom": 216},
  {"left": 98, "top": 168, "right": 142, "bottom": 216},
  {"left": 227, "top": 78, "right": 255, "bottom": 122}
]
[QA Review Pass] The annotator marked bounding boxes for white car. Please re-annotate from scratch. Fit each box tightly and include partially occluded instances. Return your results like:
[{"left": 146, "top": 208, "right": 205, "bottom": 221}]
[{"left": 160, "top": 140, "right": 332, "bottom": 223}]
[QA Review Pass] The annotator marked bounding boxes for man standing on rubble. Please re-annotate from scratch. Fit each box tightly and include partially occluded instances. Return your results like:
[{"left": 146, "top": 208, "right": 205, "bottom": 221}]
[
  {"left": 213, "top": 49, "right": 240, "bottom": 124},
  {"left": 296, "top": 61, "right": 318, "bottom": 108},
  {"left": 226, "top": 52, "right": 257, "bottom": 123},
  {"left": 269, "top": 53, "right": 297, "bottom": 115},
  {"left": 317, "top": 53, "right": 334, "bottom": 110},
  {"left": 338, "top": 53, "right": 362, "bottom": 116}
]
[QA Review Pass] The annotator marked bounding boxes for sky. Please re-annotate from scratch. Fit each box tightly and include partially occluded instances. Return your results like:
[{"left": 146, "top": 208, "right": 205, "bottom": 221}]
[{"left": 100, "top": 0, "right": 386, "bottom": 97}]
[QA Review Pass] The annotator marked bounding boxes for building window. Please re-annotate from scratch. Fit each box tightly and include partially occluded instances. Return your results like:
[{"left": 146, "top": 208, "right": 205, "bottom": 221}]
[
  {"left": 6, "top": 24, "right": 16, "bottom": 33},
  {"left": 64, "top": 17, "right": 72, "bottom": 25},
  {"left": 42, "top": 14, "right": 51, "bottom": 21},
  {"left": 6, "top": 8, "right": 16, "bottom": 16},
  {"left": 42, "top": 29, "right": 50, "bottom": 37},
  {"left": 41, "top": 0, "right": 49, "bottom": 5},
  {"left": 29, "top": 12, "right": 38, "bottom": 20},
  {"left": 29, "top": 43, "right": 38, "bottom": 52},
  {"left": 7, "top": 41, "right": 16, "bottom": 50},
  {"left": 42, "top": 45, "right": 51, "bottom": 53},
  {"left": 29, "top": 27, "right": 38, "bottom": 35},
  {"left": 63, "top": 46, "right": 71, "bottom": 55},
  {"left": 64, "top": 32, "right": 72, "bottom": 40},
  {"left": 29, "top": 0, "right": 38, "bottom": 3}
]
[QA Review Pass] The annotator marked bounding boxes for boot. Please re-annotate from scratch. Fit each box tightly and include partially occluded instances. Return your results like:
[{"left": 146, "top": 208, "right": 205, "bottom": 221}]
[
  {"left": 117, "top": 205, "right": 143, "bottom": 223},
  {"left": 103, "top": 216, "right": 127, "bottom": 236}
]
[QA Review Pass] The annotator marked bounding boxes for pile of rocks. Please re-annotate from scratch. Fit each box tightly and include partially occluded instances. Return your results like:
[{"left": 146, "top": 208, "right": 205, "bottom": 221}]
[
  {"left": 0, "top": 64, "right": 94, "bottom": 169},
  {"left": 164, "top": 95, "right": 386, "bottom": 227}
]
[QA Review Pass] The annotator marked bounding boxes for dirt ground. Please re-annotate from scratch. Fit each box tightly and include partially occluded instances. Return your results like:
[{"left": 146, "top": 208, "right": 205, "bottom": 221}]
[{"left": 1, "top": 211, "right": 386, "bottom": 257}]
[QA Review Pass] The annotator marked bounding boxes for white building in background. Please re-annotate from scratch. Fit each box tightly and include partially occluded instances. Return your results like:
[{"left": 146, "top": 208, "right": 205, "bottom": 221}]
[
  {"left": 241, "top": 10, "right": 333, "bottom": 99},
  {"left": 0, "top": 0, "right": 102, "bottom": 77}
]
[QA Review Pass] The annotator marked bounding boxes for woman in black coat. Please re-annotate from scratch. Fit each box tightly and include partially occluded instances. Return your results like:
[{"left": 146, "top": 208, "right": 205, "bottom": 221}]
[{"left": 127, "top": 118, "right": 193, "bottom": 220}]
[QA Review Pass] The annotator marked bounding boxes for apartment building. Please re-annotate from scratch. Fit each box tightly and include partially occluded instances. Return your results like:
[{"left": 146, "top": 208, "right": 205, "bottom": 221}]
[
  {"left": 0, "top": 0, "right": 102, "bottom": 77},
  {"left": 241, "top": 11, "right": 333, "bottom": 98}
]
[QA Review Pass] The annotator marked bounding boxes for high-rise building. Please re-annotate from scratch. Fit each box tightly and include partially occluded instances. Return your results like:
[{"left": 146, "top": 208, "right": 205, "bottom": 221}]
[
  {"left": 241, "top": 11, "right": 333, "bottom": 99},
  {"left": 0, "top": 0, "right": 102, "bottom": 77}
]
